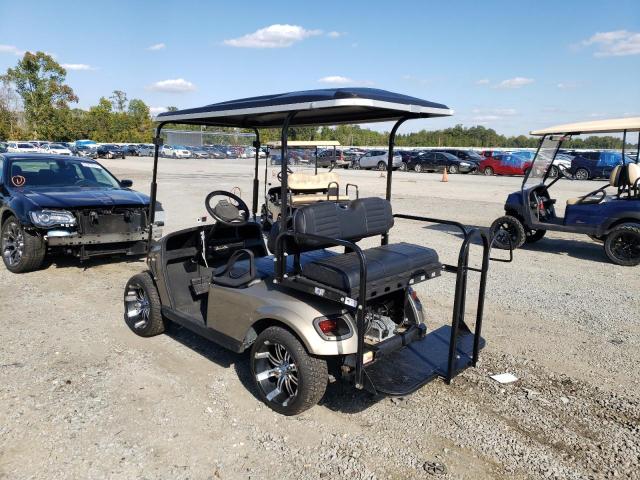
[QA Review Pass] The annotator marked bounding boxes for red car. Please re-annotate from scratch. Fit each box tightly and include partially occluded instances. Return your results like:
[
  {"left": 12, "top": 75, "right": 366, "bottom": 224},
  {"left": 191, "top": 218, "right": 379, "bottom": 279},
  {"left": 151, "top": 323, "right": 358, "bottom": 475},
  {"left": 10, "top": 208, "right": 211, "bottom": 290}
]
[{"left": 479, "top": 154, "right": 532, "bottom": 176}]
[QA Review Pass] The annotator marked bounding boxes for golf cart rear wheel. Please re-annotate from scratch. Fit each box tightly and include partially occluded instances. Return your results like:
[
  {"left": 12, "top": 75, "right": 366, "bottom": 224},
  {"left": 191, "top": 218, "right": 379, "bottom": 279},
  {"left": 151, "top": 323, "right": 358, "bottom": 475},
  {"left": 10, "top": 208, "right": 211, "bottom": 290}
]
[
  {"left": 448, "top": 164, "right": 459, "bottom": 174},
  {"left": 490, "top": 215, "right": 526, "bottom": 250},
  {"left": 525, "top": 229, "right": 546, "bottom": 244},
  {"left": 377, "top": 161, "right": 387, "bottom": 171},
  {"left": 575, "top": 168, "right": 590, "bottom": 181},
  {"left": 124, "top": 271, "right": 165, "bottom": 336},
  {"left": 1, "top": 216, "right": 46, "bottom": 273},
  {"left": 251, "top": 326, "right": 327, "bottom": 415},
  {"left": 604, "top": 223, "right": 640, "bottom": 266}
]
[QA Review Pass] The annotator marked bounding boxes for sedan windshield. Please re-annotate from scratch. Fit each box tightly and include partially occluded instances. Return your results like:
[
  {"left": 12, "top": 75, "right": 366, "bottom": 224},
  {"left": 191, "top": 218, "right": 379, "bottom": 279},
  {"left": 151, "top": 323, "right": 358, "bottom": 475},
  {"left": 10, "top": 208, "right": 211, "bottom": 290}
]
[{"left": 8, "top": 158, "right": 121, "bottom": 189}]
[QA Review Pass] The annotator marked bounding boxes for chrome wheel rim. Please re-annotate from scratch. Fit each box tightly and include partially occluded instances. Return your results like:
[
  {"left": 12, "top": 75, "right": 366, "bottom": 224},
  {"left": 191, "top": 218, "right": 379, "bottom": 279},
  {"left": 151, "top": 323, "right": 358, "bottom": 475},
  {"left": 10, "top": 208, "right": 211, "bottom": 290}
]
[
  {"left": 576, "top": 169, "right": 588, "bottom": 180},
  {"left": 254, "top": 341, "right": 298, "bottom": 407},
  {"left": 484, "top": 168, "right": 492, "bottom": 176},
  {"left": 2, "top": 222, "right": 24, "bottom": 266},
  {"left": 415, "top": 164, "right": 422, "bottom": 173},
  {"left": 449, "top": 165, "right": 458, "bottom": 174},
  {"left": 125, "top": 283, "right": 150, "bottom": 330}
]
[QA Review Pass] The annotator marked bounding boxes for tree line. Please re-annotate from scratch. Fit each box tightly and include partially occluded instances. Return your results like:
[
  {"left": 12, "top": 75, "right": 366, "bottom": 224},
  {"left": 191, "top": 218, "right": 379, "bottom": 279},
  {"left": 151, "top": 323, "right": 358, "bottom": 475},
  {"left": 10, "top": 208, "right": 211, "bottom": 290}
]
[{"left": 0, "top": 51, "right": 632, "bottom": 151}]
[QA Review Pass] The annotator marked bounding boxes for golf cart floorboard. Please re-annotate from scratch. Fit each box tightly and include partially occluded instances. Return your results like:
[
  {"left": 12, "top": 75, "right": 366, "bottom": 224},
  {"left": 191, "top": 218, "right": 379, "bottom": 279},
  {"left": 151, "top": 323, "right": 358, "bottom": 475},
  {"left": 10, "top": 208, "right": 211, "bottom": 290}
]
[{"left": 363, "top": 325, "right": 484, "bottom": 396}]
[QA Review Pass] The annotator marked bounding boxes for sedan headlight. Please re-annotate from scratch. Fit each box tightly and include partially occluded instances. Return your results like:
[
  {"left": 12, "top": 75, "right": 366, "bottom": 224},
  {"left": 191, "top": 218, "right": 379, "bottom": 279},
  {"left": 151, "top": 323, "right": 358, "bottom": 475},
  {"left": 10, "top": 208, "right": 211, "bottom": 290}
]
[
  {"left": 460, "top": 162, "right": 470, "bottom": 166},
  {"left": 29, "top": 209, "right": 77, "bottom": 228}
]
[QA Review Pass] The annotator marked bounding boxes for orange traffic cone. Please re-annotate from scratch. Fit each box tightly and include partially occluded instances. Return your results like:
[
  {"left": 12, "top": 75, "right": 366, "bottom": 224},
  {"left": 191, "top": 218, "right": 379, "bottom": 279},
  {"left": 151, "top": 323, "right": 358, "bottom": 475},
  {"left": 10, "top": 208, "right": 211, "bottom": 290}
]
[{"left": 441, "top": 167, "right": 449, "bottom": 182}]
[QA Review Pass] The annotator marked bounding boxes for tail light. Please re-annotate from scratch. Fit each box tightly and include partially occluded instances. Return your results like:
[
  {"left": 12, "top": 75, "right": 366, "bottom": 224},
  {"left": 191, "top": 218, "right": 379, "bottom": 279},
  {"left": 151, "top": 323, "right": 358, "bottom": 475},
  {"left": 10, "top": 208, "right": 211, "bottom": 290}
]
[{"left": 313, "top": 315, "right": 352, "bottom": 340}]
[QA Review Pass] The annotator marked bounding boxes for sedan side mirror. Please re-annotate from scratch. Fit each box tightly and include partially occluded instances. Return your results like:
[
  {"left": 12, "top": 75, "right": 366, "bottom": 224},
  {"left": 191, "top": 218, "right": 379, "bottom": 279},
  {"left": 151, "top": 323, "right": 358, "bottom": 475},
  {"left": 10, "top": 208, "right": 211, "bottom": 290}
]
[{"left": 120, "top": 179, "right": 133, "bottom": 188}]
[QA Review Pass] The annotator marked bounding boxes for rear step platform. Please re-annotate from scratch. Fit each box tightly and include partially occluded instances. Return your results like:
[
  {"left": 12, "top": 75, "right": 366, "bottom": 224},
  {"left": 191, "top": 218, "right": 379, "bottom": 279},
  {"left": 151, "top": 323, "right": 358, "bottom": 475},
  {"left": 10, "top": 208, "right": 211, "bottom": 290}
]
[{"left": 363, "top": 325, "right": 484, "bottom": 396}]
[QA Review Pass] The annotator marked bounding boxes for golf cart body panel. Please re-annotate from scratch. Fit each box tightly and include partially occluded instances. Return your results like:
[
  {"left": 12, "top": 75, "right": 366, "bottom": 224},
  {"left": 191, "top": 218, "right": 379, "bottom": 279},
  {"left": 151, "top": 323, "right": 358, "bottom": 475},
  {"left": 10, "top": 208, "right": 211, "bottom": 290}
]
[
  {"left": 493, "top": 117, "right": 640, "bottom": 265},
  {"left": 127, "top": 87, "right": 506, "bottom": 414}
]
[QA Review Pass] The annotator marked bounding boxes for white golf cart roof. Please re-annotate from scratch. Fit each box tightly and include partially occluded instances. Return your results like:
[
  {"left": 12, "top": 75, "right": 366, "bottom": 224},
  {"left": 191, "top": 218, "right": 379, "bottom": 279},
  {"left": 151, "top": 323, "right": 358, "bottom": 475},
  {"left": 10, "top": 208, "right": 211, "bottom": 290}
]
[
  {"left": 154, "top": 88, "right": 453, "bottom": 127},
  {"left": 531, "top": 117, "right": 640, "bottom": 136},
  {"left": 266, "top": 140, "right": 341, "bottom": 148}
]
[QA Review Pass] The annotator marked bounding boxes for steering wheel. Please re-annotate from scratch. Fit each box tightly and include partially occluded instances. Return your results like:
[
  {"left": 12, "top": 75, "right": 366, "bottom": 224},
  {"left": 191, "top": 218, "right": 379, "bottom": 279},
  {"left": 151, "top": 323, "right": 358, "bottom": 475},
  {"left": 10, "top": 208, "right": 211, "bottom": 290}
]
[
  {"left": 276, "top": 167, "right": 294, "bottom": 182},
  {"left": 205, "top": 190, "right": 250, "bottom": 226}
]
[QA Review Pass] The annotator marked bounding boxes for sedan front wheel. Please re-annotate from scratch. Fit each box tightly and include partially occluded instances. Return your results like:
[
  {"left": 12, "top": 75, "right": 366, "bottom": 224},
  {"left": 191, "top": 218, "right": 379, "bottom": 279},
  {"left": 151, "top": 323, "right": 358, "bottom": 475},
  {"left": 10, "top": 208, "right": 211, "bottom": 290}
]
[{"left": 1, "top": 216, "right": 46, "bottom": 273}]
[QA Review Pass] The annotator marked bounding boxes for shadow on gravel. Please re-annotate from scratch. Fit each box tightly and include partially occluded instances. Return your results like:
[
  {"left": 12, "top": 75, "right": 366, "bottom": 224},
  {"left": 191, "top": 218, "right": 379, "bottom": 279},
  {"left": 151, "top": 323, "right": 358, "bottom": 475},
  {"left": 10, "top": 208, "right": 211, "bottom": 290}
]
[
  {"left": 421, "top": 223, "right": 490, "bottom": 244},
  {"left": 165, "top": 323, "right": 239, "bottom": 369},
  {"left": 522, "top": 237, "right": 608, "bottom": 263},
  {"left": 43, "top": 254, "right": 145, "bottom": 271}
]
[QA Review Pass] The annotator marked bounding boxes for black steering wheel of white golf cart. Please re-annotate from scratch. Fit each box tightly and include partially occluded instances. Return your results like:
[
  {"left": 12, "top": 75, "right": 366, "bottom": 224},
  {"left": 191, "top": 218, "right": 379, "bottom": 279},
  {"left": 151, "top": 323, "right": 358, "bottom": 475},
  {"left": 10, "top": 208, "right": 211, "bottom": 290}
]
[
  {"left": 557, "top": 164, "right": 573, "bottom": 180},
  {"left": 205, "top": 190, "right": 250, "bottom": 226},
  {"left": 276, "top": 167, "right": 294, "bottom": 183}
]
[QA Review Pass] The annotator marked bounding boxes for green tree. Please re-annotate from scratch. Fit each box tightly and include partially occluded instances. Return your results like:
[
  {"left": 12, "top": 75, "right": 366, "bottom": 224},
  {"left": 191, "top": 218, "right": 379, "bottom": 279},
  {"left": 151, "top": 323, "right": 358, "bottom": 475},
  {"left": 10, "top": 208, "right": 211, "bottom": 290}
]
[
  {"left": 110, "top": 90, "right": 128, "bottom": 112},
  {"left": 1, "top": 51, "right": 78, "bottom": 139}
]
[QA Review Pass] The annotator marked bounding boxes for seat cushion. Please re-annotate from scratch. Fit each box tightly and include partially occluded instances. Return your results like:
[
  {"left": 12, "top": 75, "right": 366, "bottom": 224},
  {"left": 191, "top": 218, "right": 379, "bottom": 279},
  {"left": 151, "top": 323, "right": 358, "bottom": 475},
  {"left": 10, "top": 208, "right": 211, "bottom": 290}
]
[
  {"left": 290, "top": 194, "right": 350, "bottom": 205},
  {"left": 301, "top": 242, "right": 440, "bottom": 293}
]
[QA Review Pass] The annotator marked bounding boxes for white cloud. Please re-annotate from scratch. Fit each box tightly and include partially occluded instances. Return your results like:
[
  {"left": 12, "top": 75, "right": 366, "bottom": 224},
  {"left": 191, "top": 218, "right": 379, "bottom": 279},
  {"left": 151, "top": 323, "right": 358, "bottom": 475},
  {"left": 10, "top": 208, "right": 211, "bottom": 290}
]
[
  {"left": 147, "top": 43, "right": 166, "bottom": 51},
  {"left": 0, "top": 44, "right": 24, "bottom": 56},
  {"left": 582, "top": 30, "right": 640, "bottom": 56},
  {"left": 556, "top": 82, "right": 579, "bottom": 89},
  {"left": 472, "top": 108, "right": 517, "bottom": 116},
  {"left": 224, "top": 24, "right": 322, "bottom": 48},
  {"left": 318, "top": 75, "right": 353, "bottom": 85},
  {"left": 475, "top": 78, "right": 490, "bottom": 85},
  {"left": 327, "top": 31, "right": 343, "bottom": 38},
  {"left": 150, "top": 106, "right": 168, "bottom": 115},
  {"left": 494, "top": 77, "right": 534, "bottom": 89},
  {"left": 62, "top": 63, "right": 95, "bottom": 71},
  {"left": 146, "top": 78, "right": 196, "bottom": 93},
  {"left": 473, "top": 115, "right": 500, "bottom": 121}
]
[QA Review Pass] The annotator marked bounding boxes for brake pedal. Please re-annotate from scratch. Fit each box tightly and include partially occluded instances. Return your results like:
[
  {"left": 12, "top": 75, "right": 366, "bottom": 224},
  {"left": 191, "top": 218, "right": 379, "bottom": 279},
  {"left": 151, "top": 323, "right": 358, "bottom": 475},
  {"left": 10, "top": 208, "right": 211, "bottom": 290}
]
[{"left": 190, "top": 276, "right": 210, "bottom": 296}]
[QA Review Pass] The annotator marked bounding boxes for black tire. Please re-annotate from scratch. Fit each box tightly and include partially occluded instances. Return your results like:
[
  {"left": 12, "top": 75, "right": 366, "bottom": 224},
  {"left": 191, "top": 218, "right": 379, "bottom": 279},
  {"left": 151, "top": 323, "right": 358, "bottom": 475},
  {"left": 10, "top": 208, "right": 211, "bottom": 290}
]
[
  {"left": 414, "top": 163, "right": 423, "bottom": 173},
  {"left": 398, "top": 162, "right": 407, "bottom": 172},
  {"left": 123, "top": 271, "right": 165, "bottom": 336},
  {"left": 490, "top": 215, "right": 526, "bottom": 250},
  {"left": 483, "top": 167, "right": 494, "bottom": 176},
  {"left": 1, "top": 216, "right": 46, "bottom": 273},
  {"left": 251, "top": 326, "right": 327, "bottom": 415},
  {"left": 525, "top": 229, "right": 546, "bottom": 244},
  {"left": 377, "top": 161, "right": 387, "bottom": 171},
  {"left": 604, "top": 223, "right": 640, "bottom": 266},
  {"left": 548, "top": 165, "right": 559, "bottom": 178},
  {"left": 575, "top": 168, "right": 590, "bottom": 181},
  {"left": 448, "top": 164, "right": 459, "bottom": 174}
]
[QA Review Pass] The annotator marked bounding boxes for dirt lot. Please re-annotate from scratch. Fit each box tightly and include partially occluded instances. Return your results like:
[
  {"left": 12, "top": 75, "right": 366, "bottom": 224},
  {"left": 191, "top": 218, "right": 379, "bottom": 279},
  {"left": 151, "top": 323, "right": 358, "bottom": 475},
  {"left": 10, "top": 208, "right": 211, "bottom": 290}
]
[{"left": 1, "top": 157, "right": 638, "bottom": 480}]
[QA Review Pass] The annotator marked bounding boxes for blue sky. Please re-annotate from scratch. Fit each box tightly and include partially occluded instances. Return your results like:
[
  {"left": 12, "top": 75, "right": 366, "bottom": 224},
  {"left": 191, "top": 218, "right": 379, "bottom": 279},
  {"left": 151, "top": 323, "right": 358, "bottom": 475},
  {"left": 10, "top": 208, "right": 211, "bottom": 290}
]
[{"left": 1, "top": 0, "right": 639, "bottom": 136}]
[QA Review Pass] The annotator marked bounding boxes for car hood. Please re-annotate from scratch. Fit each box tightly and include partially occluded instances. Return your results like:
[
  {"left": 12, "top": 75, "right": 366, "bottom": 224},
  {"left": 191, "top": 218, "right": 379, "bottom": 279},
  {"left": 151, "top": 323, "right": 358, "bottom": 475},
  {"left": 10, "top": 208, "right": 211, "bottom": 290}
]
[{"left": 17, "top": 187, "right": 150, "bottom": 209}]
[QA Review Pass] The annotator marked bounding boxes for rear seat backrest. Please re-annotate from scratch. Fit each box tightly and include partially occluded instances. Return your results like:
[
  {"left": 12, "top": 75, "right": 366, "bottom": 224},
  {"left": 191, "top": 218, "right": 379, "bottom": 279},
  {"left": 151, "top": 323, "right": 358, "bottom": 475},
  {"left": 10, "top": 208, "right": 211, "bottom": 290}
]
[
  {"left": 609, "top": 165, "right": 621, "bottom": 187},
  {"left": 627, "top": 163, "right": 640, "bottom": 187},
  {"left": 291, "top": 197, "right": 393, "bottom": 250}
]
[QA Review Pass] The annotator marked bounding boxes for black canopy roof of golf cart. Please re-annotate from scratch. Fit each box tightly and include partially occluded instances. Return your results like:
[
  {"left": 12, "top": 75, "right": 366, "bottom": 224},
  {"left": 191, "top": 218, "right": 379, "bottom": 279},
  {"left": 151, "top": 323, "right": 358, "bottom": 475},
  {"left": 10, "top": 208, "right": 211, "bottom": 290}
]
[{"left": 154, "top": 88, "right": 453, "bottom": 127}]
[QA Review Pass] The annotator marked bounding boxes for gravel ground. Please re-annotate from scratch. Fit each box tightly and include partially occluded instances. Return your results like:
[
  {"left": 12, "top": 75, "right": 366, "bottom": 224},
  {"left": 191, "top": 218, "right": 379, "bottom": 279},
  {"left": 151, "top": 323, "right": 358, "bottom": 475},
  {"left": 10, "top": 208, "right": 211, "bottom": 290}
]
[{"left": 0, "top": 157, "right": 638, "bottom": 479}]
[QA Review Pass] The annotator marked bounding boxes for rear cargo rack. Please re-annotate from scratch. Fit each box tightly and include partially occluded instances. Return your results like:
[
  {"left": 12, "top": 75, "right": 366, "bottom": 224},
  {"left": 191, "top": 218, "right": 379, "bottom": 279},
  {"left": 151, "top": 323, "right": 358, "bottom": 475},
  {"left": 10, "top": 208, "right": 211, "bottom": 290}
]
[{"left": 274, "top": 215, "right": 511, "bottom": 393}]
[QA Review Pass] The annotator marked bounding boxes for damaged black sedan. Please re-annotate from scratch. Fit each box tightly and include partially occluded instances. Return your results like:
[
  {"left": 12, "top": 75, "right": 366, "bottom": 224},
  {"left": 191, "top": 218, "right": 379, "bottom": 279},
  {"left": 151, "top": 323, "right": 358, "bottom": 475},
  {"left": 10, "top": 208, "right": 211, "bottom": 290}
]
[{"left": 0, "top": 153, "right": 162, "bottom": 273}]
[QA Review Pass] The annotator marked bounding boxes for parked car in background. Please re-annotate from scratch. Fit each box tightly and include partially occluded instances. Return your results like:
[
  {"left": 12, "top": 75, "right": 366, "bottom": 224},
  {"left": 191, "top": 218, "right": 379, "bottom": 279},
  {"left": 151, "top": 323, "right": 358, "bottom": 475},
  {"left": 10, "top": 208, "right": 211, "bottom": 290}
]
[
  {"left": 97, "top": 144, "right": 125, "bottom": 159},
  {"left": 0, "top": 142, "right": 7, "bottom": 153},
  {"left": 75, "top": 145, "right": 98, "bottom": 159},
  {"left": 161, "top": 145, "right": 192, "bottom": 159},
  {"left": 479, "top": 153, "right": 532, "bottom": 176},
  {"left": 567, "top": 150, "right": 635, "bottom": 180},
  {"left": 204, "top": 145, "right": 225, "bottom": 159},
  {"left": 407, "top": 151, "right": 477, "bottom": 174},
  {"left": 353, "top": 149, "right": 402, "bottom": 170},
  {"left": 40, "top": 143, "right": 72, "bottom": 156},
  {"left": 0, "top": 153, "right": 162, "bottom": 273},
  {"left": 439, "top": 149, "right": 483, "bottom": 170},
  {"left": 480, "top": 149, "right": 508, "bottom": 158},
  {"left": 118, "top": 144, "right": 137, "bottom": 157},
  {"left": 7, "top": 142, "right": 40, "bottom": 153},
  {"left": 397, "top": 150, "right": 417, "bottom": 171},
  {"left": 316, "top": 148, "right": 350, "bottom": 168},
  {"left": 135, "top": 144, "right": 155, "bottom": 156},
  {"left": 186, "top": 146, "right": 210, "bottom": 159}
]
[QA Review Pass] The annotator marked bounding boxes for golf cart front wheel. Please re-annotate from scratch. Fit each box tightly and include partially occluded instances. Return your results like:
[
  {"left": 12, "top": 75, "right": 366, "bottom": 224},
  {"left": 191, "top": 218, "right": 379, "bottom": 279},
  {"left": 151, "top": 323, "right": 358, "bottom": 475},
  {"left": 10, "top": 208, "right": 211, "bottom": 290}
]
[
  {"left": 124, "top": 271, "right": 165, "bottom": 336},
  {"left": 604, "top": 223, "right": 640, "bottom": 266},
  {"left": 490, "top": 215, "right": 526, "bottom": 250},
  {"left": 251, "top": 326, "right": 327, "bottom": 415},
  {"left": 525, "top": 229, "right": 546, "bottom": 244}
]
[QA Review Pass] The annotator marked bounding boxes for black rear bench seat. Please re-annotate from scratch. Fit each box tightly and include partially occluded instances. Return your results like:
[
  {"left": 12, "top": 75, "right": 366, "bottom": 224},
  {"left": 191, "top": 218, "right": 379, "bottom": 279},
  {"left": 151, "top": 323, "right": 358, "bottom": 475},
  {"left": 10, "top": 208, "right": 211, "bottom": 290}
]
[{"left": 274, "top": 197, "right": 441, "bottom": 299}]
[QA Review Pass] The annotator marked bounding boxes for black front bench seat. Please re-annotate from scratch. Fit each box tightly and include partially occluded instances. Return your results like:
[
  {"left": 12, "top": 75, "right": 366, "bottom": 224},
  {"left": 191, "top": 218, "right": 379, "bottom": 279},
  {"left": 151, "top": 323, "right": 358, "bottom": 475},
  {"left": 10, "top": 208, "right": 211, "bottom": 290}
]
[{"left": 277, "top": 197, "right": 442, "bottom": 298}]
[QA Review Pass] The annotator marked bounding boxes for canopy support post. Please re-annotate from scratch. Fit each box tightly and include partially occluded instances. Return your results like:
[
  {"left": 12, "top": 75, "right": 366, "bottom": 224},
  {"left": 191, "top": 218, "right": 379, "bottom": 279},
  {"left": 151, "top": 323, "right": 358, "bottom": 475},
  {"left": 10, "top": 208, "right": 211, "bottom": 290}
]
[
  {"left": 315, "top": 146, "right": 318, "bottom": 175},
  {"left": 383, "top": 116, "right": 410, "bottom": 245},
  {"left": 146, "top": 122, "right": 167, "bottom": 257},
  {"left": 251, "top": 128, "right": 260, "bottom": 221},
  {"left": 280, "top": 112, "right": 297, "bottom": 235}
]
